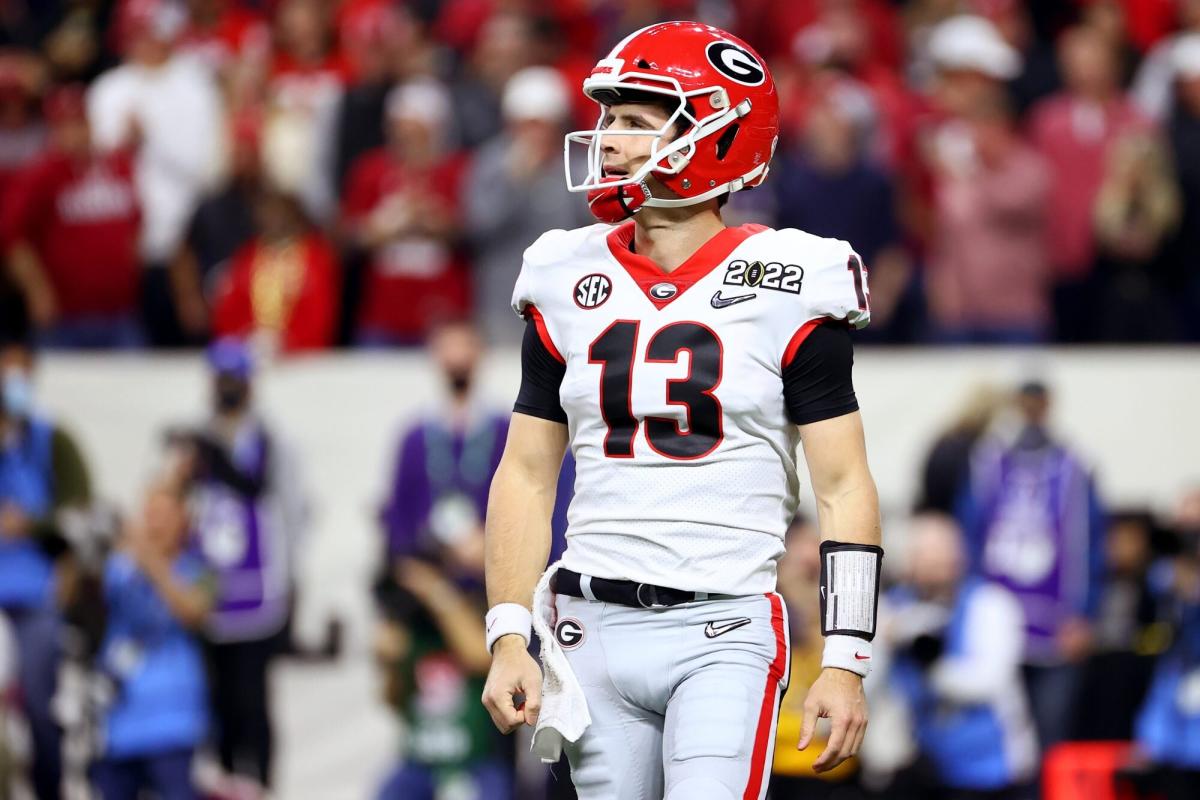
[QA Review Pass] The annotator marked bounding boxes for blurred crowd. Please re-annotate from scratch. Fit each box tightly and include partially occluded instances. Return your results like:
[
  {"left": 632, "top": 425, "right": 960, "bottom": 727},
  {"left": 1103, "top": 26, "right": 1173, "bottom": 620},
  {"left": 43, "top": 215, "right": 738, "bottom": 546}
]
[
  {"left": 2, "top": 0, "right": 1200, "bottom": 799},
  {"left": 0, "top": 0, "right": 1198, "bottom": 351},
  {"left": 766, "top": 381, "right": 1200, "bottom": 800},
  {"left": 0, "top": 290, "right": 330, "bottom": 800},
  {"left": 2, "top": 291, "right": 1200, "bottom": 799}
]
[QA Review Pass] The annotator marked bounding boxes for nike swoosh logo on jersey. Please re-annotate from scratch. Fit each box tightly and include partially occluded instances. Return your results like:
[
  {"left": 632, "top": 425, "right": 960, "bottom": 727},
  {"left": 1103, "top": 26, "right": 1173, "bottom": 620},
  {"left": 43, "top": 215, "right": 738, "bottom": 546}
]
[
  {"left": 710, "top": 291, "right": 756, "bottom": 309},
  {"left": 704, "top": 617, "right": 753, "bottom": 638}
]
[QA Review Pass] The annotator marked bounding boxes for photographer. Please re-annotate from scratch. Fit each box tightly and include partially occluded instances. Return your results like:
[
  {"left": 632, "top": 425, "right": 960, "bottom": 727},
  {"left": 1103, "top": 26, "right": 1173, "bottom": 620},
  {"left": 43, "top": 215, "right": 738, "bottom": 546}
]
[
  {"left": 882, "top": 514, "right": 1036, "bottom": 800},
  {"left": 92, "top": 481, "right": 212, "bottom": 800},
  {"left": 1132, "top": 488, "right": 1200, "bottom": 799},
  {"left": 373, "top": 543, "right": 505, "bottom": 800},
  {"left": 373, "top": 318, "right": 514, "bottom": 800},
  {"left": 0, "top": 288, "right": 93, "bottom": 799},
  {"left": 958, "top": 381, "right": 1106, "bottom": 750},
  {"left": 165, "top": 338, "right": 308, "bottom": 792}
]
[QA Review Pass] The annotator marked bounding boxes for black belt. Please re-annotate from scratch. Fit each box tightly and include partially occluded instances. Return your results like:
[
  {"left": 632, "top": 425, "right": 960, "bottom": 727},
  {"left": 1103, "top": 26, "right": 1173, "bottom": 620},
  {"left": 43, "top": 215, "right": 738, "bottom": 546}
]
[{"left": 551, "top": 568, "right": 731, "bottom": 609}]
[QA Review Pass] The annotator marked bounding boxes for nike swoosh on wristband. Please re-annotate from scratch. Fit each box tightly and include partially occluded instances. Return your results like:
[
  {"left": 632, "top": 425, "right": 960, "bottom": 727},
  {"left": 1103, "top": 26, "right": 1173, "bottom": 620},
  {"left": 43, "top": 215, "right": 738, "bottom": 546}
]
[
  {"left": 854, "top": 653, "right": 870, "bottom": 660},
  {"left": 704, "top": 618, "right": 753, "bottom": 638},
  {"left": 710, "top": 291, "right": 756, "bottom": 309}
]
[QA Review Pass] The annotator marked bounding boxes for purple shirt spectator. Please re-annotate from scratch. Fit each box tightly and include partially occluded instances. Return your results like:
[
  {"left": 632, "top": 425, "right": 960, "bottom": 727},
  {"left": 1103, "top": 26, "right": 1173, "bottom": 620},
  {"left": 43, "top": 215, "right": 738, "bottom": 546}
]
[
  {"left": 381, "top": 409, "right": 508, "bottom": 561},
  {"left": 382, "top": 407, "right": 574, "bottom": 564}
]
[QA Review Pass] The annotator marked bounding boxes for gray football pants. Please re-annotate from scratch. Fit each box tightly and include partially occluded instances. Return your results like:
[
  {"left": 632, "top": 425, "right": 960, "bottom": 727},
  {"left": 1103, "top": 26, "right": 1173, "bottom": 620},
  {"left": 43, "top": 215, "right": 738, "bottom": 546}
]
[{"left": 552, "top": 590, "right": 791, "bottom": 800}]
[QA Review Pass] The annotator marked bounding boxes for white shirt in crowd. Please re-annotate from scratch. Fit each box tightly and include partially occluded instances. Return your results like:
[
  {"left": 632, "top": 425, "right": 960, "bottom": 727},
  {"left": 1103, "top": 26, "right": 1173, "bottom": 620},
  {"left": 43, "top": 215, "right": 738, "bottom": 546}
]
[{"left": 87, "top": 52, "right": 223, "bottom": 265}]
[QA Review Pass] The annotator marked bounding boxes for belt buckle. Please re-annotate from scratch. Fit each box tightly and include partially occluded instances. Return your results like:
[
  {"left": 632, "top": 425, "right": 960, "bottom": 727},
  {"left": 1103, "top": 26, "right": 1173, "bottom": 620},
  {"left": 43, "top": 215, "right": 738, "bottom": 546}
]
[{"left": 635, "top": 583, "right": 659, "bottom": 608}]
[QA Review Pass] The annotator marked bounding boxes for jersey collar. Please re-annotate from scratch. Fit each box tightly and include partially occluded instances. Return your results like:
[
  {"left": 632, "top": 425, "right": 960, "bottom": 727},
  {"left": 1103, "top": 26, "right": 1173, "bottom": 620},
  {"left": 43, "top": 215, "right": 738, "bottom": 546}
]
[{"left": 605, "top": 221, "right": 767, "bottom": 309}]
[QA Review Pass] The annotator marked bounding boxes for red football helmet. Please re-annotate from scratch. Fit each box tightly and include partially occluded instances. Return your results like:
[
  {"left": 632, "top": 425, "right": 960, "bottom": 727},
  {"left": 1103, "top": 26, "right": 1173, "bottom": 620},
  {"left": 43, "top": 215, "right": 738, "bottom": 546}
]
[{"left": 565, "top": 21, "right": 780, "bottom": 222}]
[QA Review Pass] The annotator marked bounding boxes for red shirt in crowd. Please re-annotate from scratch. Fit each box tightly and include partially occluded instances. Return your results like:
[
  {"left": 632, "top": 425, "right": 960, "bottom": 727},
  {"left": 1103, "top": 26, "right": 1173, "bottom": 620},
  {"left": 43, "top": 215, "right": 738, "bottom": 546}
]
[
  {"left": 927, "top": 138, "right": 1051, "bottom": 333},
  {"left": 0, "top": 120, "right": 46, "bottom": 204},
  {"left": 2, "top": 148, "right": 141, "bottom": 318},
  {"left": 1115, "top": 0, "right": 1177, "bottom": 53},
  {"left": 269, "top": 51, "right": 352, "bottom": 92},
  {"left": 431, "top": 0, "right": 595, "bottom": 56},
  {"left": 178, "top": 4, "right": 271, "bottom": 73},
  {"left": 341, "top": 149, "right": 470, "bottom": 341},
  {"left": 212, "top": 233, "right": 339, "bottom": 352},
  {"left": 735, "top": 0, "right": 903, "bottom": 67},
  {"left": 1028, "top": 94, "right": 1150, "bottom": 280}
]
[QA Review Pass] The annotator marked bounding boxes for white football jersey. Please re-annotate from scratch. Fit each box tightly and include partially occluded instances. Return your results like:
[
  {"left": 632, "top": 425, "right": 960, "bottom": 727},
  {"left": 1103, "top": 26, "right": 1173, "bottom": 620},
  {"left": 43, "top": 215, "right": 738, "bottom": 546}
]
[{"left": 512, "top": 221, "right": 869, "bottom": 594}]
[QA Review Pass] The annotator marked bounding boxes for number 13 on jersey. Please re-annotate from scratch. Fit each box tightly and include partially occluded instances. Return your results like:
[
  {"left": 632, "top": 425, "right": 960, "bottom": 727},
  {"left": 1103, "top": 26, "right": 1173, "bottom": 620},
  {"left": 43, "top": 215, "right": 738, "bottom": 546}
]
[{"left": 588, "top": 320, "right": 724, "bottom": 461}]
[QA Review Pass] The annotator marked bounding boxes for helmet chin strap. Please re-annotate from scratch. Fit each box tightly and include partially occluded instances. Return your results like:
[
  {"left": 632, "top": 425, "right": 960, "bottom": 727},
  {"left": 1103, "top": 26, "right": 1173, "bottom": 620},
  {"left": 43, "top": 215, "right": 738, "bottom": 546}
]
[
  {"left": 643, "top": 183, "right": 731, "bottom": 208},
  {"left": 641, "top": 161, "right": 768, "bottom": 209},
  {"left": 636, "top": 99, "right": 760, "bottom": 210}
]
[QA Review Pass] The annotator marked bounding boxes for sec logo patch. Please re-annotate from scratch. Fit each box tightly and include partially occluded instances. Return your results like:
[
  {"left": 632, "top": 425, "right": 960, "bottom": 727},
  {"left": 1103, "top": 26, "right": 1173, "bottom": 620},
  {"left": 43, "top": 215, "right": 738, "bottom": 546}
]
[
  {"left": 555, "top": 618, "right": 585, "bottom": 649},
  {"left": 575, "top": 274, "right": 611, "bottom": 309}
]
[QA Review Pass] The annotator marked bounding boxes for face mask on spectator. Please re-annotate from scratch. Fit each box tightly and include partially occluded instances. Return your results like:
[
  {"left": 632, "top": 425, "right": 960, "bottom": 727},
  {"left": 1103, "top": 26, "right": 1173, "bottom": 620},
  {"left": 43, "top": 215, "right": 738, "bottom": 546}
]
[
  {"left": 1, "top": 368, "right": 32, "bottom": 419},
  {"left": 447, "top": 369, "right": 472, "bottom": 397},
  {"left": 215, "top": 380, "right": 249, "bottom": 414}
]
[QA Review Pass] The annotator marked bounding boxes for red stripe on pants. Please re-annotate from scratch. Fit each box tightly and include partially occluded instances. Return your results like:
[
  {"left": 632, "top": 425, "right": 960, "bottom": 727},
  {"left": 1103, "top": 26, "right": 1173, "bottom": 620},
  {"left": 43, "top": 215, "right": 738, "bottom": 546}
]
[{"left": 743, "top": 593, "right": 788, "bottom": 800}]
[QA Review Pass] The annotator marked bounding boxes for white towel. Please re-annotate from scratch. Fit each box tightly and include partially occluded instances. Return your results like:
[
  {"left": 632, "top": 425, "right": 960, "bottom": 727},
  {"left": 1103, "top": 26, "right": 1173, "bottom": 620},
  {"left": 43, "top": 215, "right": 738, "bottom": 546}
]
[{"left": 530, "top": 562, "right": 592, "bottom": 763}]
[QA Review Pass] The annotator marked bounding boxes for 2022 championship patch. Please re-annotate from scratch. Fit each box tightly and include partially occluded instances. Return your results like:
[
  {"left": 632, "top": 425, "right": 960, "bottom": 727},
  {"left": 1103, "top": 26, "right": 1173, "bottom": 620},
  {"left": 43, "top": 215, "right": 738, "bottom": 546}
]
[{"left": 723, "top": 260, "right": 804, "bottom": 294}]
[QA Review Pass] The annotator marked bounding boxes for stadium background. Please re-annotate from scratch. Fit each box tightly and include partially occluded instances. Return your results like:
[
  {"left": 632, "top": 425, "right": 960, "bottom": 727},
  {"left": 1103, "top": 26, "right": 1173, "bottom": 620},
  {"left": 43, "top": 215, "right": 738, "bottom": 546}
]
[{"left": 0, "top": 0, "right": 1198, "bottom": 799}]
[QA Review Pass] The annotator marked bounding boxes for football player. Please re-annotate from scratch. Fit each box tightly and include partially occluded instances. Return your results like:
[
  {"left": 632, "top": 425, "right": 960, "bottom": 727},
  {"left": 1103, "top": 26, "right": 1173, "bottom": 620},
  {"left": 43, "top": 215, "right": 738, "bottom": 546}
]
[{"left": 481, "top": 21, "right": 883, "bottom": 799}]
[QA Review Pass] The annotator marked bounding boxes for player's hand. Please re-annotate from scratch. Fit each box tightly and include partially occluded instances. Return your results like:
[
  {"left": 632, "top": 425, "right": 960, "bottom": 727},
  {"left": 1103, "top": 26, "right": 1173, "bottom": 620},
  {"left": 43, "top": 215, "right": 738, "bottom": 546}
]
[
  {"left": 482, "top": 635, "right": 543, "bottom": 734},
  {"left": 797, "top": 667, "right": 868, "bottom": 773}
]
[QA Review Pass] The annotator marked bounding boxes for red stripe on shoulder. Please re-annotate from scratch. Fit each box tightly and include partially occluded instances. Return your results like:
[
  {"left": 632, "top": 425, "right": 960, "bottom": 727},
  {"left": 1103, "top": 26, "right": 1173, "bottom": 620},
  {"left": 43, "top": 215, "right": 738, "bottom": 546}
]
[
  {"left": 781, "top": 318, "right": 826, "bottom": 370},
  {"left": 525, "top": 305, "right": 565, "bottom": 365}
]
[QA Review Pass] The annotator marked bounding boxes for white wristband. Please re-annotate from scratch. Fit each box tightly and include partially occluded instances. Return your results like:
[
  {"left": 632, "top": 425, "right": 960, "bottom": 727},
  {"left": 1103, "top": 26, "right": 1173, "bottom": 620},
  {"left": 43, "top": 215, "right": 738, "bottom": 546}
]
[
  {"left": 485, "top": 603, "right": 532, "bottom": 653},
  {"left": 822, "top": 634, "right": 872, "bottom": 677}
]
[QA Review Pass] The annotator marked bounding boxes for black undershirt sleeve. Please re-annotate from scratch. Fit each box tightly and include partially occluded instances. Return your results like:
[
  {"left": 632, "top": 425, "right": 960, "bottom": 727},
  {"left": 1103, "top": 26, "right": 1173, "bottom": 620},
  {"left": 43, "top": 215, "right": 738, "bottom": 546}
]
[
  {"left": 513, "top": 316, "right": 568, "bottom": 423},
  {"left": 783, "top": 321, "right": 859, "bottom": 426}
]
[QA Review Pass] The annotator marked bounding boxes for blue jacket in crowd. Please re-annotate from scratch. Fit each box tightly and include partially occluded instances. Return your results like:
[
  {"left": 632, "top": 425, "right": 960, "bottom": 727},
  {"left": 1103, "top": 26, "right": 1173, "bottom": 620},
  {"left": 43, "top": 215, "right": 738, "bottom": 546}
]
[
  {"left": 98, "top": 552, "right": 209, "bottom": 759},
  {"left": 0, "top": 414, "right": 55, "bottom": 609},
  {"left": 1136, "top": 598, "right": 1200, "bottom": 769},
  {"left": 890, "top": 578, "right": 1038, "bottom": 791}
]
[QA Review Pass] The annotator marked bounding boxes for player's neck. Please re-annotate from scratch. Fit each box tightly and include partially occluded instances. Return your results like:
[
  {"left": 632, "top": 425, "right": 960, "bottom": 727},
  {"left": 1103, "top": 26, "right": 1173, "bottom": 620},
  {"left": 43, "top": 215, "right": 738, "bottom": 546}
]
[{"left": 632, "top": 204, "right": 726, "bottom": 274}]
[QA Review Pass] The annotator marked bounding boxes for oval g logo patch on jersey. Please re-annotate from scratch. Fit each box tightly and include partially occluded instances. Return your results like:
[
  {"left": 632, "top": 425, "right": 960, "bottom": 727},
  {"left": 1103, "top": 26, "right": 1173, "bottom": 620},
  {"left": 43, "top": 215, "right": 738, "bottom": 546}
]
[
  {"left": 555, "top": 618, "right": 585, "bottom": 649},
  {"left": 575, "top": 273, "right": 612, "bottom": 309},
  {"left": 649, "top": 282, "right": 678, "bottom": 300},
  {"left": 706, "top": 41, "right": 765, "bottom": 86}
]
